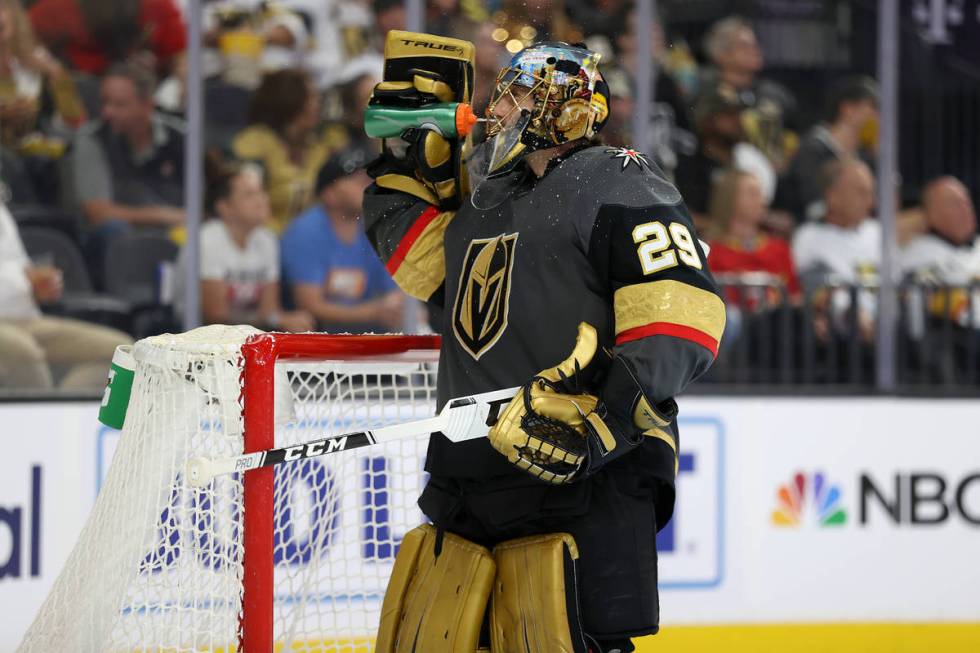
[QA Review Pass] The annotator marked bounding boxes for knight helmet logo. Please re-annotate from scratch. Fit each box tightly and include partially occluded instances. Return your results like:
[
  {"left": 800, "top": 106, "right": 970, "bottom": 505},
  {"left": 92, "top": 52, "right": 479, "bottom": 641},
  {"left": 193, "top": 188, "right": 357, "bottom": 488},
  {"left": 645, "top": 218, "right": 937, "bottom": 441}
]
[{"left": 452, "top": 233, "right": 518, "bottom": 360}]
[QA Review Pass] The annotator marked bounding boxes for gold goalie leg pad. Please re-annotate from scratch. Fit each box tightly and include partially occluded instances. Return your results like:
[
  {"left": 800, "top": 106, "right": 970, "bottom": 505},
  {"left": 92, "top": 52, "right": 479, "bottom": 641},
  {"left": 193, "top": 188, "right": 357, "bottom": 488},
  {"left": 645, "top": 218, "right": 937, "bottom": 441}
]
[
  {"left": 376, "top": 524, "right": 496, "bottom": 653},
  {"left": 490, "top": 533, "right": 589, "bottom": 653}
]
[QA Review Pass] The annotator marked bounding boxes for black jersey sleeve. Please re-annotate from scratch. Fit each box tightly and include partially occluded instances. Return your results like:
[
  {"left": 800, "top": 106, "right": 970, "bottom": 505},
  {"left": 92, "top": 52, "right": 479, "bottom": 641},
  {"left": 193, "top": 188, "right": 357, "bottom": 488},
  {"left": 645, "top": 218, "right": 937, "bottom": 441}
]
[
  {"left": 570, "top": 161, "right": 725, "bottom": 518},
  {"left": 588, "top": 188, "right": 725, "bottom": 432},
  {"left": 362, "top": 182, "right": 455, "bottom": 307}
]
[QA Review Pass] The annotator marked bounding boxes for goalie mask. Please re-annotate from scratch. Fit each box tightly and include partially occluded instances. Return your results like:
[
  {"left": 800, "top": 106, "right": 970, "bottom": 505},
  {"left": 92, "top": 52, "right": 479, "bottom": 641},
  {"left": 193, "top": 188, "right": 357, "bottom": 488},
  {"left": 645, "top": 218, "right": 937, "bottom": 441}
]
[{"left": 473, "top": 42, "right": 610, "bottom": 182}]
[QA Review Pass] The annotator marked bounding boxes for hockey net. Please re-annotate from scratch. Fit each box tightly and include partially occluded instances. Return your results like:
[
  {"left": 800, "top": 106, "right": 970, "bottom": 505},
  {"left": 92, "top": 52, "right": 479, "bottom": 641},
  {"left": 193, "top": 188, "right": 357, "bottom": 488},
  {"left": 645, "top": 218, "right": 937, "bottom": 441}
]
[{"left": 17, "top": 325, "right": 440, "bottom": 653}]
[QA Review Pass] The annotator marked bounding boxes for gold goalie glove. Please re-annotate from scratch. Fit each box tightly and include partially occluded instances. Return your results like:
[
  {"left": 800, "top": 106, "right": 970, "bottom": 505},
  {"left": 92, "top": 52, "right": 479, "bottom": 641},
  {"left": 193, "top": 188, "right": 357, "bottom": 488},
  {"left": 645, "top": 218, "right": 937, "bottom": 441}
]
[{"left": 489, "top": 322, "right": 666, "bottom": 485}]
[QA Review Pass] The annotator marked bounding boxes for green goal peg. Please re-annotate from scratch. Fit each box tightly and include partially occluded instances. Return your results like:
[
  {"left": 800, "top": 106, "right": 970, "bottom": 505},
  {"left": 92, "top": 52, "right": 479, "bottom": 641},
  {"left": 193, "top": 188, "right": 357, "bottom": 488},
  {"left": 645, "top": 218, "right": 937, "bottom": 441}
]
[{"left": 99, "top": 345, "right": 136, "bottom": 430}]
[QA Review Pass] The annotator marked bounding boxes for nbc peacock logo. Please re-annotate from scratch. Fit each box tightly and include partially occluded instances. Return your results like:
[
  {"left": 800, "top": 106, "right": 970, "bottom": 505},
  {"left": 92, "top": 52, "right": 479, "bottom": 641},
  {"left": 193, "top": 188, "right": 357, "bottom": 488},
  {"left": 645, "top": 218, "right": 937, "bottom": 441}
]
[{"left": 771, "top": 471, "right": 847, "bottom": 527}]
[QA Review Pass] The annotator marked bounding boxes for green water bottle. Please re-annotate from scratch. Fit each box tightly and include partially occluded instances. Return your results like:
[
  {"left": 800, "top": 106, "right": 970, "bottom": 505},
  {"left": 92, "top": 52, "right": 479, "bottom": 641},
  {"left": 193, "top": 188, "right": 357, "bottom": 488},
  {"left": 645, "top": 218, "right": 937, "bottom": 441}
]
[{"left": 364, "top": 102, "right": 479, "bottom": 139}]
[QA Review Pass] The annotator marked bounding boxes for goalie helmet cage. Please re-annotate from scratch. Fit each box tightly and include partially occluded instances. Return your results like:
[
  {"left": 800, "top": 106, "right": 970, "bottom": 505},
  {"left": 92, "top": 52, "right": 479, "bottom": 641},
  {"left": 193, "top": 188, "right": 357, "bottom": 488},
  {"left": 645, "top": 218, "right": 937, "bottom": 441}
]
[{"left": 16, "top": 325, "right": 441, "bottom": 653}]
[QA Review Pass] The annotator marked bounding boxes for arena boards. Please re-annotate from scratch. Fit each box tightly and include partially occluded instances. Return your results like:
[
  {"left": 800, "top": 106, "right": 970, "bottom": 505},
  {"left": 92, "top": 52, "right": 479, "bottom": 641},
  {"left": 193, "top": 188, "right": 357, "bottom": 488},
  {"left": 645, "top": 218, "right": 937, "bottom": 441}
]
[{"left": 3, "top": 398, "right": 980, "bottom": 651}]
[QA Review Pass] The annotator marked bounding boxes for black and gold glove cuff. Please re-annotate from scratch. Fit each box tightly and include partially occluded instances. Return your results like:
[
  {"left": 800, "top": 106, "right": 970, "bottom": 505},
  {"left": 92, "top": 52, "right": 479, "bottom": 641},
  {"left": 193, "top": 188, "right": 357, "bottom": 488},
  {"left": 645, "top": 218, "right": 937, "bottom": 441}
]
[{"left": 600, "top": 356, "right": 678, "bottom": 432}]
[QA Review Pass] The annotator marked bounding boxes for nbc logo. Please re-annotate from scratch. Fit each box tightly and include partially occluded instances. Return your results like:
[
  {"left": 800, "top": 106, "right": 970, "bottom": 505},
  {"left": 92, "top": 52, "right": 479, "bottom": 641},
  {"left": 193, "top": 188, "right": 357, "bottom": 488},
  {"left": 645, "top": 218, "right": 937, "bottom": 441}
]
[{"left": 772, "top": 471, "right": 847, "bottom": 527}]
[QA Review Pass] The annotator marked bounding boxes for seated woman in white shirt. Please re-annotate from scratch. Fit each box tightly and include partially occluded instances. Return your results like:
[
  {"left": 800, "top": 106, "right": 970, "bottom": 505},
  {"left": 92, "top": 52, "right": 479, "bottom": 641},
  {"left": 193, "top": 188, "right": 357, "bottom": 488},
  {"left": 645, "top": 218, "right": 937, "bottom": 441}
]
[{"left": 176, "top": 153, "right": 313, "bottom": 332}]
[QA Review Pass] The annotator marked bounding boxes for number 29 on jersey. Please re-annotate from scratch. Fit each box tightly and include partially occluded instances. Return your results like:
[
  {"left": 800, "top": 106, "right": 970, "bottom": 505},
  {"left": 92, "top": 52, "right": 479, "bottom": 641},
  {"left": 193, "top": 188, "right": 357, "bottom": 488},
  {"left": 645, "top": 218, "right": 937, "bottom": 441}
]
[{"left": 632, "top": 221, "right": 703, "bottom": 275}]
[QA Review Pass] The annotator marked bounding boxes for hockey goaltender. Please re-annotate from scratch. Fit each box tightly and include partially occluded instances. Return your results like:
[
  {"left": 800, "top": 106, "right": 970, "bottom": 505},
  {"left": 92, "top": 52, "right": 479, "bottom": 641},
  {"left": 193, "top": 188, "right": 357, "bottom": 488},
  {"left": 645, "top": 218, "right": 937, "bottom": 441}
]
[{"left": 361, "top": 30, "right": 725, "bottom": 653}]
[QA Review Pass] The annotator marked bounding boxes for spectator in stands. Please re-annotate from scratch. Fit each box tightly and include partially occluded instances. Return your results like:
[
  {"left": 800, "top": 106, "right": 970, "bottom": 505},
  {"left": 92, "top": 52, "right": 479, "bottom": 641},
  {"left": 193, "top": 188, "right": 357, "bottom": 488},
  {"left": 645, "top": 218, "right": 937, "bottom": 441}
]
[
  {"left": 600, "top": 66, "right": 635, "bottom": 149},
  {"left": 281, "top": 145, "right": 405, "bottom": 333},
  {"left": 0, "top": 0, "right": 87, "bottom": 204},
  {"left": 285, "top": 0, "right": 377, "bottom": 89},
  {"left": 28, "top": 0, "right": 186, "bottom": 76},
  {"left": 793, "top": 158, "right": 879, "bottom": 340},
  {"left": 903, "top": 177, "right": 979, "bottom": 278},
  {"left": 564, "top": 0, "right": 628, "bottom": 43},
  {"left": 71, "top": 62, "right": 185, "bottom": 288},
  {"left": 174, "top": 153, "right": 314, "bottom": 333},
  {"left": 614, "top": 7, "right": 688, "bottom": 120},
  {"left": 701, "top": 16, "right": 799, "bottom": 172},
  {"left": 326, "top": 71, "right": 381, "bottom": 153},
  {"left": 423, "top": 0, "right": 488, "bottom": 37},
  {"left": 794, "top": 158, "right": 879, "bottom": 281},
  {"left": 426, "top": 0, "right": 460, "bottom": 37},
  {"left": 674, "top": 84, "right": 774, "bottom": 231},
  {"left": 903, "top": 178, "right": 980, "bottom": 383},
  {"left": 708, "top": 169, "right": 801, "bottom": 307},
  {"left": 202, "top": 1, "right": 310, "bottom": 89},
  {"left": 674, "top": 88, "right": 741, "bottom": 224},
  {"left": 604, "top": 8, "right": 694, "bottom": 174},
  {"left": 233, "top": 69, "right": 347, "bottom": 233},
  {"left": 0, "top": 201, "right": 131, "bottom": 390},
  {"left": 900, "top": 177, "right": 980, "bottom": 330},
  {"left": 373, "top": 0, "right": 407, "bottom": 39},
  {"left": 779, "top": 76, "right": 879, "bottom": 223},
  {"left": 0, "top": 0, "right": 87, "bottom": 144}
]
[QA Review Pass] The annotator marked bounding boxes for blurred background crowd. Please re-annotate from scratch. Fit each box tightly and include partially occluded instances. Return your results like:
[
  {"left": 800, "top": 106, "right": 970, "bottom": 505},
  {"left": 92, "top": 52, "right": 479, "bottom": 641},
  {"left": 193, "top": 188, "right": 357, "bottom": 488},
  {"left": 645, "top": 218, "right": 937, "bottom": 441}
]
[{"left": 0, "top": 0, "right": 978, "bottom": 395}]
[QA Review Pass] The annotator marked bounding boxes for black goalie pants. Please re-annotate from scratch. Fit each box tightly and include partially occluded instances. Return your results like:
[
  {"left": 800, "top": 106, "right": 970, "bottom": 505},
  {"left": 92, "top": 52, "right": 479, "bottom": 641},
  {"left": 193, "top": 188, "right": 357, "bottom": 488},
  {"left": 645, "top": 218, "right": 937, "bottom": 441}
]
[{"left": 417, "top": 457, "right": 662, "bottom": 641}]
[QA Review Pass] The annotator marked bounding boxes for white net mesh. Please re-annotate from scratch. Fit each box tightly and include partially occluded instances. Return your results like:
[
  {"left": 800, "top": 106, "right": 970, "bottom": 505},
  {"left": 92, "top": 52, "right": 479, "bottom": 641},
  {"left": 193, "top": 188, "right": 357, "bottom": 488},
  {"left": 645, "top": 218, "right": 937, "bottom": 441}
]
[{"left": 17, "top": 325, "right": 437, "bottom": 653}]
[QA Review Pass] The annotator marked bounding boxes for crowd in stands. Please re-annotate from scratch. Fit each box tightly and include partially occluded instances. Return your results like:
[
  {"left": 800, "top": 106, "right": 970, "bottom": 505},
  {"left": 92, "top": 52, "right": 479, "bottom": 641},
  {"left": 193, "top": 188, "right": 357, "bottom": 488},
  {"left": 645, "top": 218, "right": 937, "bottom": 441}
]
[{"left": 1, "top": 0, "right": 978, "bottom": 392}]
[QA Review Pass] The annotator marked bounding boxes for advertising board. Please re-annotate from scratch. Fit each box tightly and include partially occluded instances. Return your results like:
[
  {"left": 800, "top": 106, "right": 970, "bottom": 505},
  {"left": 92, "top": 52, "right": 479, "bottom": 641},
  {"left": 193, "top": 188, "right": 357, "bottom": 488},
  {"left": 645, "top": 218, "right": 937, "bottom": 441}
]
[{"left": 2, "top": 398, "right": 979, "bottom": 651}]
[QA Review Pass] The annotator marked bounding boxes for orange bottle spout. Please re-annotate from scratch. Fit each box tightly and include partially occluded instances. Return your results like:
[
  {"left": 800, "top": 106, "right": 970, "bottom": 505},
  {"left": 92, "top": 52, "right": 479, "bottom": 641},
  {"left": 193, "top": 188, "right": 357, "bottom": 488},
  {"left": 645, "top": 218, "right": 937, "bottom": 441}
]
[{"left": 455, "top": 103, "right": 479, "bottom": 137}]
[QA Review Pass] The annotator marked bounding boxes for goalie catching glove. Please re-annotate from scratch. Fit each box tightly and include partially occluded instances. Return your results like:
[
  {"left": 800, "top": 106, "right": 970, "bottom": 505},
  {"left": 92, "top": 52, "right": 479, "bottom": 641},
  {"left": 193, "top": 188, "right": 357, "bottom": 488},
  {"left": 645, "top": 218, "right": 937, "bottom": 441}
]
[{"left": 489, "top": 322, "right": 676, "bottom": 485}]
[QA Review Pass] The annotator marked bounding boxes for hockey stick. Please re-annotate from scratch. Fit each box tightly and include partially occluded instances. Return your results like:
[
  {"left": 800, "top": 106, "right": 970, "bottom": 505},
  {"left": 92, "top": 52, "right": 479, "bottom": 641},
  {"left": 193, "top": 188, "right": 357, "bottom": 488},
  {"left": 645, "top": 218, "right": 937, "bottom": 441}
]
[{"left": 184, "top": 386, "right": 519, "bottom": 487}]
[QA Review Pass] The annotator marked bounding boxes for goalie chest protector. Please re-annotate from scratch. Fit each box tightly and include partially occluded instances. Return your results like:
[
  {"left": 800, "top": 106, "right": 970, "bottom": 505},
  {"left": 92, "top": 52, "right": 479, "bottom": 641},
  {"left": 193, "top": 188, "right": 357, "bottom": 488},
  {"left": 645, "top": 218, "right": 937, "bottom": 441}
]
[{"left": 428, "top": 144, "right": 688, "bottom": 479}]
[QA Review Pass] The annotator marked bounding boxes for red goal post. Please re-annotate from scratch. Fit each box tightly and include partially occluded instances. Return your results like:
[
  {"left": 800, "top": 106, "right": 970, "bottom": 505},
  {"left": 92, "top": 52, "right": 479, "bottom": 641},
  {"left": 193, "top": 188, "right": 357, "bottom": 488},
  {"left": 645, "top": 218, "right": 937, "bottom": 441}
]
[{"left": 240, "top": 332, "right": 440, "bottom": 652}]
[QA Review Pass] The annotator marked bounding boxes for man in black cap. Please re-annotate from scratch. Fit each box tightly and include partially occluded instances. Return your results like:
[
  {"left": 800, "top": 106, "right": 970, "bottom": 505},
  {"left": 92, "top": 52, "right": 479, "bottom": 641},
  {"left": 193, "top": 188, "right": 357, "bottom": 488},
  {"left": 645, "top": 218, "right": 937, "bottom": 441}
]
[
  {"left": 281, "top": 145, "right": 405, "bottom": 332},
  {"left": 673, "top": 85, "right": 748, "bottom": 225}
]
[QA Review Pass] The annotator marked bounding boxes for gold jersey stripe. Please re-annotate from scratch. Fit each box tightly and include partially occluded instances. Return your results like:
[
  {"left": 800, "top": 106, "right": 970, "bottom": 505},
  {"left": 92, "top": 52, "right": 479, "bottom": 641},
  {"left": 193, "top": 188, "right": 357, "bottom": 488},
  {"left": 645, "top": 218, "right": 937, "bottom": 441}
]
[
  {"left": 614, "top": 279, "right": 726, "bottom": 346},
  {"left": 386, "top": 207, "right": 454, "bottom": 300}
]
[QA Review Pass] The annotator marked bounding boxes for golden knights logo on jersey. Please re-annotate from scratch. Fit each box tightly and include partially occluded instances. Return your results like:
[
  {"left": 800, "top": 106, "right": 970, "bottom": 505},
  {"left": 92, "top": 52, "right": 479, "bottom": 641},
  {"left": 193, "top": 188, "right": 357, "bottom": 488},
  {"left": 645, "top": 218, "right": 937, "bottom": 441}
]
[{"left": 452, "top": 233, "right": 519, "bottom": 359}]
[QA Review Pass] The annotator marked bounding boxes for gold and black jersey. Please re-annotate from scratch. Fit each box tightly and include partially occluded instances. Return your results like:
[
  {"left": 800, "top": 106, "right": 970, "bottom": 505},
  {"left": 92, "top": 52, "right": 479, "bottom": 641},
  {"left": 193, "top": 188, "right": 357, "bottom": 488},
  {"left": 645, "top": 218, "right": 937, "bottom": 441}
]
[{"left": 364, "top": 145, "right": 725, "bottom": 489}]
